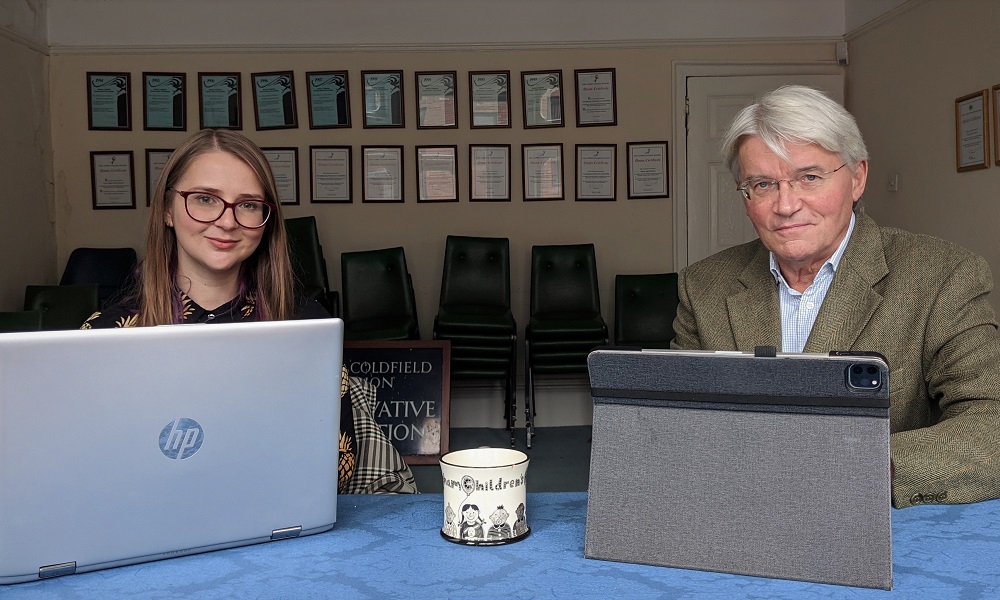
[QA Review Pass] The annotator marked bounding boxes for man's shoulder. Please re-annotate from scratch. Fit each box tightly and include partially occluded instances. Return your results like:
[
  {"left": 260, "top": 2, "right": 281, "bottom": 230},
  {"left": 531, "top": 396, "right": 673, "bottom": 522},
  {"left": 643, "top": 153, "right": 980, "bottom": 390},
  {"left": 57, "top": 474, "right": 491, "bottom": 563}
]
[
  {"left": 684, "top": 239, "right": 765, "bottom": 277},
  {"left": 877, "top": 223, "right": 980, "bottom": 268}
]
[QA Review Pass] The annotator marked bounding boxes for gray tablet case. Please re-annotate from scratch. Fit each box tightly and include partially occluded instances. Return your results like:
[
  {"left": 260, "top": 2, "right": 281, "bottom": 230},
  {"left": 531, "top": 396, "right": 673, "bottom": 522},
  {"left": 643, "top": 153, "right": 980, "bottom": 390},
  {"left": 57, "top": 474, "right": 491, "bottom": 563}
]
[{"left": 585, "top": 348, "right": 892, "bottom": 590}]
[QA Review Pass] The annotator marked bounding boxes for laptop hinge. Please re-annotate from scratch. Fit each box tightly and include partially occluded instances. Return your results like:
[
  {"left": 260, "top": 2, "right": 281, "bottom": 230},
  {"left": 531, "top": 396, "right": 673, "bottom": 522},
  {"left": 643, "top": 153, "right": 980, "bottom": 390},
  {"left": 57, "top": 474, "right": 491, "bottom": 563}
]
[
  {"left": 271, "top": 526, "right": 302, "bottom": 541},
  {"left": 39, "top": 562, "right": 77, "bottom": 579}
]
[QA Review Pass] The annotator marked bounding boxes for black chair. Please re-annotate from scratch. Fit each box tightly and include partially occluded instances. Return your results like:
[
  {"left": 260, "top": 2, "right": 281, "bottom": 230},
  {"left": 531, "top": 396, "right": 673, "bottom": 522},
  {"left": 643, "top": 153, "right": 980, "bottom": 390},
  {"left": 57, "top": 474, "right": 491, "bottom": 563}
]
[
  {"left": 341, "top": 247, "right": 419, "bottom": 341},
  {"left": 285, "top": 216, "right": 339, "bottom": 316},
  {"left": 524, "top": 243, "right": 608, "bottom": 447},
  {"left": 59, "top": 247, "right": 137, "bottom": 308},
  {"left": 433, "top": 236, "right": 517, "bottom": 445},
  {"left": 24, "top": 284, "right": 100, "bottom": 330},
  {"left": 0, "top": 310, "right": 43, "bottom": 333},
  {"left": 614, "top": 273, "right": 679, "bottom": 349}
]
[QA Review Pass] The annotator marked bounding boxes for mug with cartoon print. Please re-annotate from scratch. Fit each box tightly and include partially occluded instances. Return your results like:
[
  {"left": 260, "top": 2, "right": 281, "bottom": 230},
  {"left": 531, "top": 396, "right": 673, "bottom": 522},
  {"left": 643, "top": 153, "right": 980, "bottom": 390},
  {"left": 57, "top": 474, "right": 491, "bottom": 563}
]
[{"left": 439, "top": 448, "right": 530, "bottom": 546}]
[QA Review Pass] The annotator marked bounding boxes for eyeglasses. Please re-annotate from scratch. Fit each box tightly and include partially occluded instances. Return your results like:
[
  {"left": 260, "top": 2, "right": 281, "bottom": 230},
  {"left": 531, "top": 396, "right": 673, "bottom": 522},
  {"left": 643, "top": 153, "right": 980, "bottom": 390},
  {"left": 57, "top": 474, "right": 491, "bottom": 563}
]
[
  {"left": 737, "top": 163, "right": 848, "bottom": 202},
  {"left": 170, "top": 189, "right": 275, "bottom": 229}
]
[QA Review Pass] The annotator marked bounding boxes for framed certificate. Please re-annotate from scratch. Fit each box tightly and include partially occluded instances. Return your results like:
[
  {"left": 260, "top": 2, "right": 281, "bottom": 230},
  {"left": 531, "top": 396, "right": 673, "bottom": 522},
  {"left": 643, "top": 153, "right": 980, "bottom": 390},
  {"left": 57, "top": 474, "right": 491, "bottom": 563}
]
[
  {"left": 198, "top": 72, "right": 242, "bottom": 130},
  {"left": 416, "top": 71, "right": 457, "bottom": 129},
  {"left": 416, "top": 146, "right": 458, "bottom": 202},
  {"left": 522, "top": 143, "right": 563, "bottom": 201},
  {"left": 145, "top": 149, "right": 174, "bottom": 207},
  {"left": 521, "top": 70, "right": 563, "bottom": 129},
  {"left": 469, "top": 71, "right": 511, "bottom": 128},
  {"left": 627, "top": 141, "right": 669, "bottom": 199},
  {"left": 956, "top": 90, "right": 990, "bottom": 172},
  {"left": 142, "top": 73, "right": 185, "bottom": 131},
  {"left": 576, "top": 144, "right": 617, "bottom": 201},
  {"left": 994, "top": 84, "right": 1000, "bottom": 166},
  {"left": 87, "top": 72, "right": 131, "bottom": 131},
  {"left": 261, "top": 147, "right": 299, "bottom": 205},
  {"left": 362, "top": 71, "right": 405, "bottom": 128},
  {"left": 306, "top": 71, "right": 351, "bottom": 129},
  {"left": 362, "top": 146, "right": 404, "bottom": 202},
  {"left": 252, "top": 71, "right": 297, "bottom": 130},
  {"left": 91, "top": 151, "right": 136, "bottom": 209},
  {"left": 470, "top": 145, "right": 511, "bottom": 202},
  {"left": 574, "top": 68, "right": 617, "bottom": 127},
  {"left": 310, "top": 146, "right": 352, "bottom": 203}
]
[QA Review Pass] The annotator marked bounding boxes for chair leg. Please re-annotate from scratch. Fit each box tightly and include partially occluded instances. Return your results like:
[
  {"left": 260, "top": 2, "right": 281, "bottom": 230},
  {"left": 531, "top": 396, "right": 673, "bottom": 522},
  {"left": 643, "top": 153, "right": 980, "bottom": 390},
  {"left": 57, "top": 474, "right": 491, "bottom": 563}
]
[
  {"left": 507, "top": 334, "right": 517, "bottom": 447},
  {"left": 524, "top": 339, "right": 534, "bottom": 449}
]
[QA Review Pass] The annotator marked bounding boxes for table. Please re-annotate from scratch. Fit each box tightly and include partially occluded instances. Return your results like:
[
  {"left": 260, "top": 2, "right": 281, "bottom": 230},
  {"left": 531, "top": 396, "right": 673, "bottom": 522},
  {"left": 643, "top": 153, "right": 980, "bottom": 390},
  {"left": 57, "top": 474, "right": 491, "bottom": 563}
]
[{"left": 4, "top": 492, "right": 999, "bottom": 599}]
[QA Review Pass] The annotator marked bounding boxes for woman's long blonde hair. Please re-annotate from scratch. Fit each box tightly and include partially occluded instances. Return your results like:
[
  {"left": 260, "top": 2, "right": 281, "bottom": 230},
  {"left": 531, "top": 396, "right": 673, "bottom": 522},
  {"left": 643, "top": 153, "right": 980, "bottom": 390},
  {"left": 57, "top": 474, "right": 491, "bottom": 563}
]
[{"left": 138, "top": 129, "right": 294, "bottom": 325}]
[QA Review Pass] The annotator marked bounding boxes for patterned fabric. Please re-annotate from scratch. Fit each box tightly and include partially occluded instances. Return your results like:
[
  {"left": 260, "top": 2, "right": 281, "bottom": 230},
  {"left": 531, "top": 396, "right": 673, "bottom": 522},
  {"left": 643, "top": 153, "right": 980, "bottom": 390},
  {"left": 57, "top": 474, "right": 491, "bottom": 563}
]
[{"left": 81, "top": 292, "right": 258, "bottom": 328}]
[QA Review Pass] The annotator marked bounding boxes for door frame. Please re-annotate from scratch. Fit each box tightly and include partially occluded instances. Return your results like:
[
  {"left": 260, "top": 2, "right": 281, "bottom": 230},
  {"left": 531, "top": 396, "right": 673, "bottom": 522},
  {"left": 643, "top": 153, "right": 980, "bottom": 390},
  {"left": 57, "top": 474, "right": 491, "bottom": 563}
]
[{"left": 671, "top": 62, "right": 844, "bottom": 272}]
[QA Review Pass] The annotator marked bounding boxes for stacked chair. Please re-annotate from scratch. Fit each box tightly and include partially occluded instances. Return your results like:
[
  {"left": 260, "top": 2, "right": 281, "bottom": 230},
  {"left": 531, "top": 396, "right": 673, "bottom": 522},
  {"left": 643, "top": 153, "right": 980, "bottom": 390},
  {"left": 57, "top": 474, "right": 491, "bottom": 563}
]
[
  {"left": 24, "top": 283, "right": 100, "bottom": 330},
  {"left": 613, "top": 272, "right": 679, "bottom": 348},
  {"left": 0, "top": 310, "right": 43, "bottom": 333},
  {"left": 285, "top": 216, "right": 339, "bottom": 317},
  {"left": 433, "top": 236, "right": 517, "bottom": 446},
  {"left": 59, "top": 247, "right": 137, "bottom": 308},
  {"left": 341, "top": 246, "right": 419, "bottom": 341}
]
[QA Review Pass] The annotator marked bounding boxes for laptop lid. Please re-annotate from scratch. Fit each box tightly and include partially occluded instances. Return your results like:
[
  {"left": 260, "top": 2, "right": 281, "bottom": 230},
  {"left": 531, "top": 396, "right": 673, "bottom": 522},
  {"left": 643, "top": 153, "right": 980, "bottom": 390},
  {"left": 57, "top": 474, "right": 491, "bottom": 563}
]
[
  {"left": 584, "top": 348, "right": 892, "bottom": 590},
  {"left": 0, "top": 318, "right": 343, "bottom": 584}
]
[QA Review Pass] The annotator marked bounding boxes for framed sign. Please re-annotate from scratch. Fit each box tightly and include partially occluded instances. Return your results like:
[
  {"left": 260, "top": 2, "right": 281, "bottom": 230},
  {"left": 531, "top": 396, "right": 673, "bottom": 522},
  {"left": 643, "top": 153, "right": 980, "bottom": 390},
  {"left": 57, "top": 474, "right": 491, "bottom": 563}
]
[
  {"left": 198, "top": 72, "right": 242, "bottom": 130},
  {"left": 145, "top": 149, "right": 174, "bottom": 206},
  {"left": 574, "top": 68, "right": 617, "bottom": 127},
  {"left": 626, "top": 141, "right": 669, "bottom": 199},
  {"left": 143, "top": 72, "right": 186, "bottom": 131},
  {"left": 261, "top": 147, "right": 299, "bottom": 205},
  {"left": 576, "top": 144, "right": 617, "bottom": 201},
  {"left": 87, "top": 72, "right": 131, "bottom": 130},
  {"left": 469, "top": 71, "right": 511, "bottom": 128},
  {"left": 416, "top": 145, "right": 458, "bottom": 202},
  {"left": 252, "top": 71, "right": 297, "bottom": 130},
  {"left": 310, "top": 146, "right": 352, "bottom": 203},
  {"left": 90, "top": 151, "right": 136, "bottom": 209},
  {"left": 362, "top": 70, "right": 405, "bottom": 128},
  {"left": 344, "top": 340, "right": 451, "bottom": 465},
  {"left": 362, "top": 145, "right": 404, "bottom": 202},
  {"left": 470, "top": 144, "right": 511, "bottom": 202},
  {"left": 522, "top": 143, "right": 563, "bottom": 201},
  {"left": 306, "top": 71, "right": 351, "bottom": 128},
  {"left": 956, "top": 89, "right": 990, "bottom": 172},
  {"left": 416, "top": 71, "right": 457, "bottom": 129},
  {"left": 521, "top": 70, "right": 563, "bottom": 128}
]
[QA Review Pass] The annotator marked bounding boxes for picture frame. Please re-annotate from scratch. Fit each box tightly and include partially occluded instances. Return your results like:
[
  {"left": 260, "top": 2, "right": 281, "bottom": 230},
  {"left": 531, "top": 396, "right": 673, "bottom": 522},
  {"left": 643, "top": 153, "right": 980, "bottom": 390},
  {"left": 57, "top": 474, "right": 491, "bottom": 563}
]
[
  {"left": 574, "top": 68, "right": 617, "bottom": 127},
  {"left": 955, "top": 89, "right": 990, "bottom": 172},
  {"left": 362, "top": 145, "right": 404, "bottom": 202},
  {"left": 521, "top": 70, "right": 564, "bottom": 129},
  {"left": 306, "top": 71, "right": 351, "bottom": 129},
  {"left": 522, "top": 143, "right": 564, "bottom": 201},
  {"left": 993, "top": 84, "right": 1000, "bottom": 166},
  {"left": 362, "top": 71, "right": 405, "bottom": 128},
  {"left": 576, "top": 144, "right": 617, "bottom": 201},
  {"left": 626, "top": 141, "right": 669, "bottom": 199},
  {"left": 252, "top": 71, "right": 297, "bottom": 130},
  {"left": 415, "top": 71, "right": 458, "bottom": 129},
  {"left": 261, "top": 147, "right": 299, "bottom": 205},
  {"left": 145, "top": 149, "right": 174, "bottom": 207},
  {"left": 309, "top": 146, "right": 353, "bottom": 203},
  {"left": 90, "top": 151, "right": 136, "bottom": 209},
  {"left": 198, "top": 72, "right": 242, "bottom": 130},
  {"left": 469, "top": 144, "right": 511, "bottom": 202},
  {"left": 416, "top": 145, "right": 458, "bottom": 202},
  {"left": 469, "top": 71, "right": 511, "bottom": 128},
  {"left": 142, "top": 73, "right": 185, "bottom": 131},
  {"left": 87, "top": 72, "right": 131, "bottom": 131}
]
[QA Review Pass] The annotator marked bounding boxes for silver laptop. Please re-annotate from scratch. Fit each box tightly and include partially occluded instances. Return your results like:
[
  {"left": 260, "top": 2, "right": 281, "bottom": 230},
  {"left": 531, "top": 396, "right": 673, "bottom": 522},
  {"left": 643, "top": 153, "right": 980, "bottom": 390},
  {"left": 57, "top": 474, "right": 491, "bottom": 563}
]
[
  {"left": 0, "top": 318, "right": 343, "bottom": 584},
  {"left": 585, "top": 348, "right": 892, "bottom": 590}
]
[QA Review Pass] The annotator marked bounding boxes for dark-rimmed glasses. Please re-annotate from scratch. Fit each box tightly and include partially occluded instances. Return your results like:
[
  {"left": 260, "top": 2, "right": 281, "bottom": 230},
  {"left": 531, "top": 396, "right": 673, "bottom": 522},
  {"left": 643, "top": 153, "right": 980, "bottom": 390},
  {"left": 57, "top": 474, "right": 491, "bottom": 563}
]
[
  {"left": 738, "top": 163, "right": 848, "bottom": 202},
  {"left": 170, "top": 189, "right": 275, "bottom": 229}
]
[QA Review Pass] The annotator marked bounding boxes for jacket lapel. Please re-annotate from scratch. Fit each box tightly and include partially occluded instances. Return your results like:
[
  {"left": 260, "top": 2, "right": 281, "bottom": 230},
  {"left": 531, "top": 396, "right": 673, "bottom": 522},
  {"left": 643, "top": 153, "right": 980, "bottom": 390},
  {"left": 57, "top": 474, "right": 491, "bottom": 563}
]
[{"left": 727, "top": 244, "right": 782, "bottom": 350}]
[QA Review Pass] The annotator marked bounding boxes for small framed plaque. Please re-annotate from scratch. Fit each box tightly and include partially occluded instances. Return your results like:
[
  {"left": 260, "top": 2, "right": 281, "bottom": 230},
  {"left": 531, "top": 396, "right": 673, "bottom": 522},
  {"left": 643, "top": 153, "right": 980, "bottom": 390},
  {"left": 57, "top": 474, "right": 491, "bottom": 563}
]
[
  {"left": 574, "top": 68, "right": 617, "bottom": 127},
  {"left": 91, "top": 151, "right": 136, "bottom": 209},
  {"left": 416, "top": 146, "right": 458, "bottom": 203},
  {"left": 470, "top": 144, "right": 511, "bottom": 202},
  {"left": 306, "top": 71, "right": 351, "bottom": 129},
  {"left": 994, "top": 84, "right": 1000, "bottom": 166},
  {"left": 576, "top": 144, "right": 617, "bottom": 201},
  {"left": 310, "top": 146, "right": 352, "bottom": 203},
  {"left": 416, "top": 71, "right": 457, "bottom": 129},
  {"left": 87, "top": 72, "right": 131, "bottom": 131},
  {"left": 261, "top": 147, "right": 299, "bottom": 205},
  {"left": 522, "top": 143, "right": 563, "bottom": 201},
  {"left": 469, "top": 71, "right": 511, "bottom": 128},
  {"left": 143, "top": 73, "right": 186, "bottom": 131},
  {"left": 362, "top": 71, "right": 405, "bottom": 128},
  {"left": 145, "top": 149, "right": 174, "bottom": 207},
  {"left": 627, "top": 141, "right": 669, "bottom": 199},
  {"left": 198, "top": 72, "right": 242, "bottom": 130},
  {"left": 955, "top": 90, "right": 990, "bottom": 172},
  {"left": 252, "top": 71, "right": 297, "bottom": 130},
  {"left": 362, "top": 146, "right": 404, "bottom": 202},
  {"left": 521, "top": 70, "right": 563, "bottom": 129}
]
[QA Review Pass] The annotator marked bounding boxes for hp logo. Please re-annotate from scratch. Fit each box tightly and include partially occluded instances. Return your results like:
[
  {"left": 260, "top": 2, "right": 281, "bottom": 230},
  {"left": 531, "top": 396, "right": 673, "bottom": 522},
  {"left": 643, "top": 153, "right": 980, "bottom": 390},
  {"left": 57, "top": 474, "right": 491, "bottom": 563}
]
[{"left": 159, "top": 418, "right": 204, "bottom": 460}]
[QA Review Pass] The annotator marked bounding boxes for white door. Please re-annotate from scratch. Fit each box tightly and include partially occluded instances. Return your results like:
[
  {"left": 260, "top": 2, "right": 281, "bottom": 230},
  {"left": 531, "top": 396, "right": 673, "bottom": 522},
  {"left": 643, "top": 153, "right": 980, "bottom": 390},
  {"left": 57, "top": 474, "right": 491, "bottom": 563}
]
[{"left": 684, "top": 74, "right": 844, "bottom": 266}]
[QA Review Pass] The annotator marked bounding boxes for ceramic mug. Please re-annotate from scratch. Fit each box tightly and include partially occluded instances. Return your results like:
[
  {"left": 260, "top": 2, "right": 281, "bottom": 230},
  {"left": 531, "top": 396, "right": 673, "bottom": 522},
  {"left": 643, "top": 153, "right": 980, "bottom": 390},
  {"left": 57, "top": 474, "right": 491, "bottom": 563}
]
[{"left": 439, "top": 448, "right": 530, "bottom": 545}]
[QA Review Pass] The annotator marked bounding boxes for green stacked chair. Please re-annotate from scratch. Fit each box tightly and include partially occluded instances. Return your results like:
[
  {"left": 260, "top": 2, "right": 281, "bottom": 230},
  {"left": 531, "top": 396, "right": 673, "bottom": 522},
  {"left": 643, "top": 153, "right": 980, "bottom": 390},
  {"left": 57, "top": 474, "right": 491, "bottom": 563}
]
[
  {"left": 341, "top": 247, "right": 419, "bottom": 341},
  {"left": 613, "top": 273, "right": 679, "bottom": 349},
  {"left": 24, "top": 284, "right": 100, "bottom": 330},
  {"left": 285, "top": 216, "right": 339, "bottom": 316},
  {"left": 59, "top": 247, "right": 137, "bottom": 308},
  {"left": 0, "top": 310, "right": 44, "bottom": 333}
]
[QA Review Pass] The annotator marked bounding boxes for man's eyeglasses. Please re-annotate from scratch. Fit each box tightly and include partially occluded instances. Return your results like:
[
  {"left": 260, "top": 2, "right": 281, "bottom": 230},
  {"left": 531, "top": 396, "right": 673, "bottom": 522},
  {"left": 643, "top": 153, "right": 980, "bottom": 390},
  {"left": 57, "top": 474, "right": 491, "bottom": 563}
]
[
  {"left": 737, "top": 163, "right": 848, "bottom": 202},
  {"left": 170, "top": 189, "right": 275, "bottom": 229}
]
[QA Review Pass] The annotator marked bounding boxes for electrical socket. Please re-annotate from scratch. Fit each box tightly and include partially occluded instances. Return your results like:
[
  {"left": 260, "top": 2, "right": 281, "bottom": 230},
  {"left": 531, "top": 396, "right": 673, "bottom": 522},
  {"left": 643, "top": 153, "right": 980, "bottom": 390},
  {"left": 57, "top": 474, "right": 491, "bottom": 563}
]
[{"left": 888, "top": 174, "right": 899, "bottom": 192}]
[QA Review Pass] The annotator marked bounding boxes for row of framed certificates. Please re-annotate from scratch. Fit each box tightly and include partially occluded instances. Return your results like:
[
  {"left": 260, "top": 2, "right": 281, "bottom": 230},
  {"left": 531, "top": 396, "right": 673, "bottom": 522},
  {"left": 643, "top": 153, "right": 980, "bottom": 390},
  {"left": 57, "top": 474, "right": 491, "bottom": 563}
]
[
  {"left": 89, "top": 142, "right": 668, "bottom": 209},
  {"left": 86, "top": 68, "right": 617, "bottom": 132}
]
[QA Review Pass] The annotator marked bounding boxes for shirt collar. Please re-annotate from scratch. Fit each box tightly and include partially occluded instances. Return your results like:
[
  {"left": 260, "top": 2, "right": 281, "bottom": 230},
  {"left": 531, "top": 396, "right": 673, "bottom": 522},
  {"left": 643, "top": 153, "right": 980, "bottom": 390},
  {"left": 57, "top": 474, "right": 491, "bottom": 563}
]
[{"left": 769, "top": 212, "right": 856, "bottom": 284}]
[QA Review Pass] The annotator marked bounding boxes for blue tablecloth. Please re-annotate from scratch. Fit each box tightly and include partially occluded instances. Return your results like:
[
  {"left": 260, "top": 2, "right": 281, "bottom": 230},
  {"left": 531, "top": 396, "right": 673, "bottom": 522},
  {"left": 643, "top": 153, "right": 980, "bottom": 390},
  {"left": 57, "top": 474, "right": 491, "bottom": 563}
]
[{"left": 4, "top": 492, "right": 999, "bottom": 599}]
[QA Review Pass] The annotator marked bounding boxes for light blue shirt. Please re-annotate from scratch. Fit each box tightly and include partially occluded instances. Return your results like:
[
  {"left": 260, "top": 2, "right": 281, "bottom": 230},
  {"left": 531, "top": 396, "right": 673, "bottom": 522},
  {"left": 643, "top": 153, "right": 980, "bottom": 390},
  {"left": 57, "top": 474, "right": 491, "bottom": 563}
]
[{"left": 770, "top": 213, "right": 856, "bottom": 353}]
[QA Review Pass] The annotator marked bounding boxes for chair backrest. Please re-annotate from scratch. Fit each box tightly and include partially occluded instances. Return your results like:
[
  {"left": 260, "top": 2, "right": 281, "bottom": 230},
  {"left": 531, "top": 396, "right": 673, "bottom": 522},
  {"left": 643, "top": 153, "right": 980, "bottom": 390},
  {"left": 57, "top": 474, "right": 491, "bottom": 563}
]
[
  {"left": 439, "top": 236, "right": 511, "bottom": 311},
  {"left": 59, "top": 247, "right": 138, "bottom": 307},
  {"left": 284, "top": 216, "right": 331, "bottom": 295},
  {"left": 530, "top": 243, "right": 601, "bottom": 317},
  {"left": 24, "top": 284, "right": 100, "bottom": 330},
  {"left": 614, "top": 273, "right": 679, "bottom": 346},
  {"left": 341, "top": 247, "right": 417, "bottom": 325},
  {"left": 0, "top": 310, "right": 43, "bottom": 333}
]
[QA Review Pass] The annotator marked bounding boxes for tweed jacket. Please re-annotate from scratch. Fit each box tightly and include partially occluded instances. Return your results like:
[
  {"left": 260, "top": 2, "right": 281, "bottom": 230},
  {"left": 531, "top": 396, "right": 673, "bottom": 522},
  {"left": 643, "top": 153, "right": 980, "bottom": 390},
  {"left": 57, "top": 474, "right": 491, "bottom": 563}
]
[{"left": 673, "top": 213, "right": 1000, "bottom": 508}]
